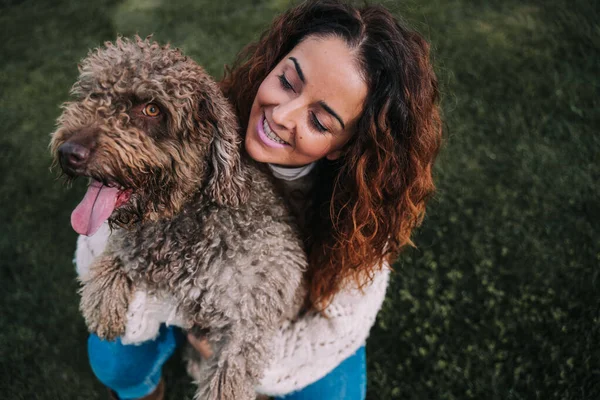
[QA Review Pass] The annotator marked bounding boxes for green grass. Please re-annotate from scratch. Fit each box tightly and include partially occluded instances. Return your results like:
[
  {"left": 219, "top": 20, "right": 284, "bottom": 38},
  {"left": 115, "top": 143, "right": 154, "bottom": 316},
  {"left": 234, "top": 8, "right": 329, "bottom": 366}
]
[{"left": 1, "top": 0, "right": 598, "bottom": 399}]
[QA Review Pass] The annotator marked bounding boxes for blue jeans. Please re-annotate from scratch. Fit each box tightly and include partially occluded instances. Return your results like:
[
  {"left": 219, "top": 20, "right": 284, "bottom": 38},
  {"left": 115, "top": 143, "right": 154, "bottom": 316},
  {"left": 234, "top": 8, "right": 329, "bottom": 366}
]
[{"left": 88, "top": 325, "right": 366, "bottom": 400}]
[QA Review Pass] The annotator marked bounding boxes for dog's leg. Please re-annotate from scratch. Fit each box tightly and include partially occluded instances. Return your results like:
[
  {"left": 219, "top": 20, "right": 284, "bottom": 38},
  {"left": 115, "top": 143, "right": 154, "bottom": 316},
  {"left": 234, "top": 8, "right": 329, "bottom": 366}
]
[
  {"left": 192, "top": 341, "right": 254, "bottom": 400},
  {"left": 79, "top": 254, "right": 133, "bottom": 340},
  {"left": 192, "top": 328, "right": 273, "bottom": 400}
]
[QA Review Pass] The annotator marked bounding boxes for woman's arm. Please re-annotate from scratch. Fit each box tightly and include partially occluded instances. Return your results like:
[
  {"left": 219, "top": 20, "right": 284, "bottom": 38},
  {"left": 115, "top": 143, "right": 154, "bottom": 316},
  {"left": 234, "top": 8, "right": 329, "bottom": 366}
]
[
  {"left": 77, "top": 225, "right": 391, "bottom": 393},
  {"left": 255, "top": 266, "right": 390, "bottom": 396}
]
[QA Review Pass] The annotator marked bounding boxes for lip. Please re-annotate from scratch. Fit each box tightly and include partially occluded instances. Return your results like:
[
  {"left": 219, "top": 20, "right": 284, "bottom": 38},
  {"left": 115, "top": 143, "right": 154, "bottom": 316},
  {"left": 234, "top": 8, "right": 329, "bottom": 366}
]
[
  {"left": 90, "top": 179, "right": 132, "bottom": 208},
  {"left": 257, "top": 113, "right": 289, "bottom": 149}
]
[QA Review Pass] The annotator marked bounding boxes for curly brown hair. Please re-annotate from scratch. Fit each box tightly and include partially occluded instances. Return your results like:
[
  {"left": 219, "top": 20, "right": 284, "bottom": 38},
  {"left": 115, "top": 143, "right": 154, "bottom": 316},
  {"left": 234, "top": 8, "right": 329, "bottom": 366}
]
[{"left": 220, "top": 0, "right": 443, "bottom": 310}]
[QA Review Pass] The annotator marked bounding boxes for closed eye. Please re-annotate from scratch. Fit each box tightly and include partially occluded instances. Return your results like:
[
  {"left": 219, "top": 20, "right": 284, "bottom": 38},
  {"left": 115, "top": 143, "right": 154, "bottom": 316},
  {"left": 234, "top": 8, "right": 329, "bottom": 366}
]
[
  {"left": 278, "top": 74, "right": 295, "bottom": 93},
  {"left": 310, "top": 112, "right": 327, "bottom": 133}
]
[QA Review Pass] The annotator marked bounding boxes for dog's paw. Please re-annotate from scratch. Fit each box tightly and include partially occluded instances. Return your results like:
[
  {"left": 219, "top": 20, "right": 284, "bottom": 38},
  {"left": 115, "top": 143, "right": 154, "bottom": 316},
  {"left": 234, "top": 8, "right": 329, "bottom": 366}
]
[{"left": 79, "top": 256, "right": 132, "bottom": 340}]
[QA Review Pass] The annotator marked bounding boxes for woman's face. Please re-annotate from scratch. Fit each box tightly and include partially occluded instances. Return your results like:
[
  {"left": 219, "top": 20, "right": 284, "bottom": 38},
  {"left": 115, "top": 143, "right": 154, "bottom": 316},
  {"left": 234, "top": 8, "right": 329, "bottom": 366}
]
[{"left": 245, "top": 36, "right": 368, "bottom": 167}]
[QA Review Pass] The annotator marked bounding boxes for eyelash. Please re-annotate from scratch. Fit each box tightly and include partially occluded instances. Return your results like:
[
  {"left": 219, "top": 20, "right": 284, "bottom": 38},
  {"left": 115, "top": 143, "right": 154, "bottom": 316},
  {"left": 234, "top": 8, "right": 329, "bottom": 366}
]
[
  {"left": 277, "top": 73, "right": 328, "bottom": 133},
  {"left": 310, "top": 112, "right": 327, "bottom": 132},
  {"left": 278, "top": 74, "right": 294, "bottom": 92}
]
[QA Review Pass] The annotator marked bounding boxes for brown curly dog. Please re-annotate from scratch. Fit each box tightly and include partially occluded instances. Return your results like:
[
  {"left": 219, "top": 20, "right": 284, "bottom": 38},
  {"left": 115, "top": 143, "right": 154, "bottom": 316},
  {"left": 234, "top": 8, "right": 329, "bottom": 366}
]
[{"left": 50, "top": 37, "right": 305, "bottom": 400}]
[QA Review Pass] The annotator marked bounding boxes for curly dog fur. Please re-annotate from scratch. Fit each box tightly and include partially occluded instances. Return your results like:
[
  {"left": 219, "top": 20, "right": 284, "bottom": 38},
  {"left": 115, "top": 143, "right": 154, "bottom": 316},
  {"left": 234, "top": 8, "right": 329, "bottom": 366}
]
[{"left": 50, "top": 37, "right": 306, "bottom": 399}]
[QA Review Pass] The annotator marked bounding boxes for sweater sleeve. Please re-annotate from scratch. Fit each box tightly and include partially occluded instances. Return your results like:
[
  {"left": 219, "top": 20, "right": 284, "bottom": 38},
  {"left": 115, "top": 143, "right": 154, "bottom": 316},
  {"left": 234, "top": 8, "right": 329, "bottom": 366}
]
[{"left": 255, "top": 266, "right": 390, "bottom": 396}]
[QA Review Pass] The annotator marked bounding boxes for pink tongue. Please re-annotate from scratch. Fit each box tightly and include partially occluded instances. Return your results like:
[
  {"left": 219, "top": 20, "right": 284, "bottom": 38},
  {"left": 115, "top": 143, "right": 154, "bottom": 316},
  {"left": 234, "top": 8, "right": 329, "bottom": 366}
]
[{"left": 71, "top": 181, "right": 120, "bottom": 236}]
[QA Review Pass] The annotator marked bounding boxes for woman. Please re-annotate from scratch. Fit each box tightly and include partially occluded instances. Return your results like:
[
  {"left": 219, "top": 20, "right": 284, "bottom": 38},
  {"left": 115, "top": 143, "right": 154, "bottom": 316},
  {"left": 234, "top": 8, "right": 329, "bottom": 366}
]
[{"left": 79, "top": 0, "right": 442, "bottom": 399}]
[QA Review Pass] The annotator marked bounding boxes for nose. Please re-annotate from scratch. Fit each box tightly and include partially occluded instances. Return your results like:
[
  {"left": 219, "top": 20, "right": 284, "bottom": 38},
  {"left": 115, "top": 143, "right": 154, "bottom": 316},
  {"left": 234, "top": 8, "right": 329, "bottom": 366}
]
[
  {"left": 271, "top": 98, "right": 302, "bottom": 131},
  {"left": 58, "top": 142, "right": 90, "bottom": 173}
]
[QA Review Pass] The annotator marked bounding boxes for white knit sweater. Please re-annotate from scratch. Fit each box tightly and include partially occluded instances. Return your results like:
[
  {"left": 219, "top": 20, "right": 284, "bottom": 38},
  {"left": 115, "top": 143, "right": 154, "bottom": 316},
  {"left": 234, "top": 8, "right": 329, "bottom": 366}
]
[{"left": 74, "top": 163, "right": 390, "bottom": 396}]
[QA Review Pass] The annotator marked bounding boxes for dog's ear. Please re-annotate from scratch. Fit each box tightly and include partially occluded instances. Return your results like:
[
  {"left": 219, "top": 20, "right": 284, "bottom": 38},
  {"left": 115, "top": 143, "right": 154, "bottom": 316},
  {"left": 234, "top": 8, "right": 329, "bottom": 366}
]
[
  {"left": 173, "top": 63, "right": 251, "bottom": 207},
  {"left": 200, "top": 93, "right": 251, "bottom": 208}
]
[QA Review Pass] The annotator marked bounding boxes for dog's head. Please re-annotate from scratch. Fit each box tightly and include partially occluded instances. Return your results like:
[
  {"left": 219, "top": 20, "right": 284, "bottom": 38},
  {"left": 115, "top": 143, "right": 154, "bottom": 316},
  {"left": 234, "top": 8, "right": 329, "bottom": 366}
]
[{"left": 50, "top": 36, "right": 250, "bottom": 236}]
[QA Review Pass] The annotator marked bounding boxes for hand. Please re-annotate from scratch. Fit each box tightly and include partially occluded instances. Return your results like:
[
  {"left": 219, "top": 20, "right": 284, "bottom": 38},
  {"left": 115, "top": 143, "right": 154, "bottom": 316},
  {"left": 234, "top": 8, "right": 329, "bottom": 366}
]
[{"left": 187, "top": 332, "right": 213, "bottom": 359}]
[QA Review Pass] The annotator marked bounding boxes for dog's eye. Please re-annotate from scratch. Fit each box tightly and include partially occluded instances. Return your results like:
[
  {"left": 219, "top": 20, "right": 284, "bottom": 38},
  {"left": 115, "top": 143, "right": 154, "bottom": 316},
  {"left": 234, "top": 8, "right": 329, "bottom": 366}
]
[{"left": 143, "top": 103, "right": 161, "bottom": 117}]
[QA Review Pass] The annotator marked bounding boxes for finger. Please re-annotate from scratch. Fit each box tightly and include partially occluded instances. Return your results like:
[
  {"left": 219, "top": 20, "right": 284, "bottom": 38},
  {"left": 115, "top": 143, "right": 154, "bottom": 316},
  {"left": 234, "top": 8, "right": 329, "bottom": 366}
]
[{"left": 187, "top": 333, "right": 214, "bottom": 359}]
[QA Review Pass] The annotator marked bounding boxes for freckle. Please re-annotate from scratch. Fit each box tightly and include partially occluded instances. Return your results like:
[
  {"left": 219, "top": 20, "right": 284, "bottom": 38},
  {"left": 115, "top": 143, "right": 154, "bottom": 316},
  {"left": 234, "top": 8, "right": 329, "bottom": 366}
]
[{"left": 300, "top": 136, "right": 303, "bottom": 140}]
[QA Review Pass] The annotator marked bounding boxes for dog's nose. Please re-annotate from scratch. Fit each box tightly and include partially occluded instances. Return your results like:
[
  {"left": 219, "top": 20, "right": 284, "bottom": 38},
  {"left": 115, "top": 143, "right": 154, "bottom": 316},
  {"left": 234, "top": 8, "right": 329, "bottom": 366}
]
[{"left": 58, "top": 142, "right": 90, "bottom": 172}]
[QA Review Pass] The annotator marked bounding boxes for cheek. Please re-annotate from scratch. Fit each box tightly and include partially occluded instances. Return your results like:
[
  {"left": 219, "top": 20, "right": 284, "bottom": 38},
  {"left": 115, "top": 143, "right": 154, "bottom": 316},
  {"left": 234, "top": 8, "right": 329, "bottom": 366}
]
[
  {"left": 255, "top": 75, "right": 284, "bottom": 106},
  {"left": 297, "top": 135, "right": 335, "bottom": 158},
  {"left": 298, "top": 129, "right": 352, "bottom": 160},
  {"left": 253, "top": 80, "right": 269, "bottom": 106}
]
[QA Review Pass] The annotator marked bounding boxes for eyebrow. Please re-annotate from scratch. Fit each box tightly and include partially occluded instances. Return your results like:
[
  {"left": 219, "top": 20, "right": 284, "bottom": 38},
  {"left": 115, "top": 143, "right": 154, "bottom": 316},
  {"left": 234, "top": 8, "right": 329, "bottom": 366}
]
[
  {"left": 288, "top": 57, "right": 346, "bottom": 130},
  {"left": 319, "top": 101, "right": 345, "bottom": 130},
  {"left": 289, "top": 57, "right": 305, "bottom": 83}
]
